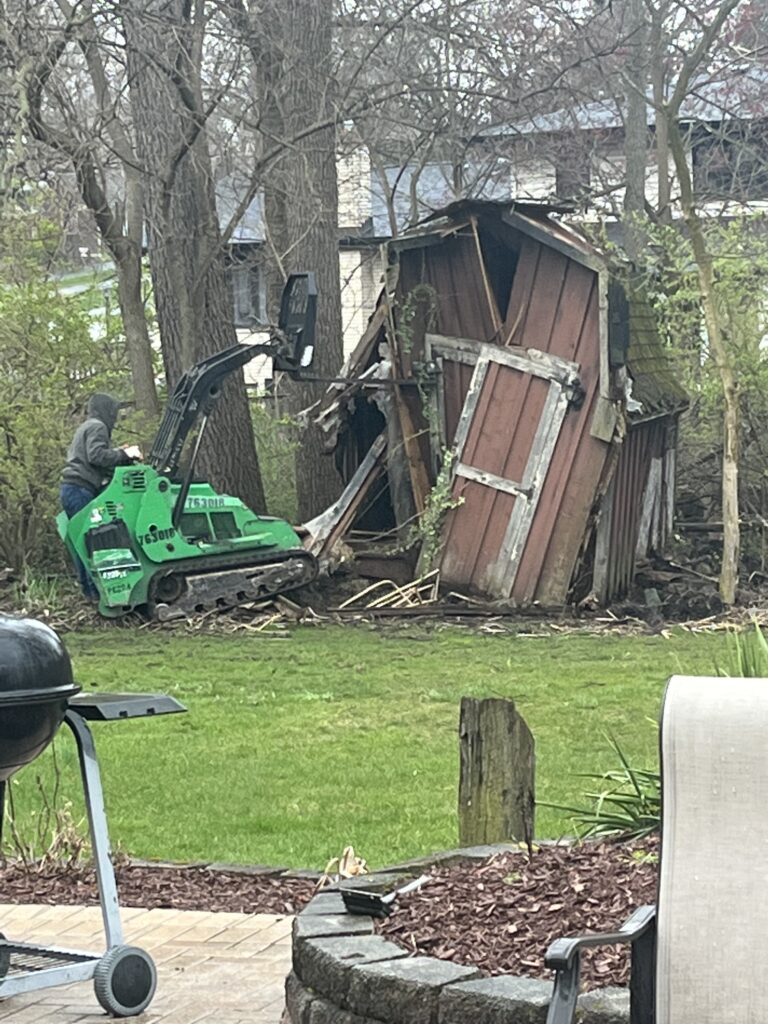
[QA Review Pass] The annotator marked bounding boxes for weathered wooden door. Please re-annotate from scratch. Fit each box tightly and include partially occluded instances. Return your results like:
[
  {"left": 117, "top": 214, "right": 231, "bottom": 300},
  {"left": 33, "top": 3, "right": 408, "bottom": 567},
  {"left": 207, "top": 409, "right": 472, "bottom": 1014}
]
[{"left": 436, "top": 339, "right": 581, "bottom": 598}]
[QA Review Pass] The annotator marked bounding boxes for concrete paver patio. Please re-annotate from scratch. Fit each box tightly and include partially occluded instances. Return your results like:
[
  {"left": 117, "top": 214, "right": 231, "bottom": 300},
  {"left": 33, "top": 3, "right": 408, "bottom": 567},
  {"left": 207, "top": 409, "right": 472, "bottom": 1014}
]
[{"left": 0, "top": 903, "right": 291, "bottom": 1023}]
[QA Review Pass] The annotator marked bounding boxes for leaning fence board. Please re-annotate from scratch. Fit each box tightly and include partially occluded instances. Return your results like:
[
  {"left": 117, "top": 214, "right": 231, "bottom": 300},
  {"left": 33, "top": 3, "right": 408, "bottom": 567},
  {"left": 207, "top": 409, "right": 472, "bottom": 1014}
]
[{"left": 458, "top": 697, "right": 535, "bottom": 848}]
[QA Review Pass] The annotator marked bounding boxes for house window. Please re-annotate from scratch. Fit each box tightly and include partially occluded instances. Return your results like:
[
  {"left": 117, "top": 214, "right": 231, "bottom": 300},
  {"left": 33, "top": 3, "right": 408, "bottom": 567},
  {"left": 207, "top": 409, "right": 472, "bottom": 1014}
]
[
  {"left": 231, "top": 260, "right": 267, "bottom": 327},
  {"left": 692, "top": 121, "right": 768, "bottom": 201}
]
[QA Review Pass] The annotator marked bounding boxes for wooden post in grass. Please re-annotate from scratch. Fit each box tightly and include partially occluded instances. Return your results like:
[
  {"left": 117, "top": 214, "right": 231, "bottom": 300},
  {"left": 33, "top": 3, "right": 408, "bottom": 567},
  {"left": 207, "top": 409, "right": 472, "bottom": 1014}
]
[{"left": 458, "top": 697, "right": 535, "bottom": 848}]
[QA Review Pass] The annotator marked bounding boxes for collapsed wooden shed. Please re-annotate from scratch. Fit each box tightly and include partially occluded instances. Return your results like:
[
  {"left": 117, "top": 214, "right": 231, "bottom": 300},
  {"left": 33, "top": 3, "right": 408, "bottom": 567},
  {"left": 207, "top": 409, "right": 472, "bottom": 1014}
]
[{"left": 311, "top": 199, "right": 688, "bottom": 607}]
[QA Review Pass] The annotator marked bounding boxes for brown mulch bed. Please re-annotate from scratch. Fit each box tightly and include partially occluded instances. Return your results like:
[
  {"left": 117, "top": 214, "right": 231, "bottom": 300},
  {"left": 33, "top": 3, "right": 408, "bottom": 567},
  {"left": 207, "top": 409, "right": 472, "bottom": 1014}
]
[
  {"left": 0, "top": 862, "right": 316, "bottom": 916},
  {"left": 2, "top": 841, "right": 658, "bottom": 991},
  {"left": 379, "top": 838, "right": 659, "bottom": 991}
]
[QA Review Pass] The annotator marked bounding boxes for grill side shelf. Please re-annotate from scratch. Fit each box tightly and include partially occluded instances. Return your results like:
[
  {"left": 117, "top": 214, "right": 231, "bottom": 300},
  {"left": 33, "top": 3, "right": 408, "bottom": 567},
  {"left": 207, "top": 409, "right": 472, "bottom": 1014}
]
[{"left": 67, "top": 694, "right": 187, "bottom": 720}]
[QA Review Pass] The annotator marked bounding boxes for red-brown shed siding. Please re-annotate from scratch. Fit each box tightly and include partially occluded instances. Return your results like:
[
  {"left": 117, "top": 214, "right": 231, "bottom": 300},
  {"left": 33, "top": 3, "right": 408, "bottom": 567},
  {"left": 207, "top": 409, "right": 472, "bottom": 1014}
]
[
  {"left": 441, "top": 369, "right": 552, "bottom": 591},
  {"left": 512, "top": 260, "right": 614, "bottom": 602},
  {"left": 432, "top": 229, "right": 613, "bottom": 604},
  {"left": 396, "top": 230, "right": 501, "bottom": 484},
  {"left": 503, "top": 240, "right": 611, "bottom": 604},
  {"left": 398, "top": 231, "right": 500, "bottom": 342},
  {"left": 602, "top": 419, "right": 666, "bottom": 600},
  {"left": 442, "top": 361, "right": 475, "bottom": 446}
]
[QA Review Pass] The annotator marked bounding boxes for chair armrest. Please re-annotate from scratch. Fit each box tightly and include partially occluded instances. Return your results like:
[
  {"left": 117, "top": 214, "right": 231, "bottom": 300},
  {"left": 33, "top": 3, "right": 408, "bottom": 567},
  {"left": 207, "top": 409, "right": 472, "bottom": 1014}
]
[
  {"left": 545, "top": 905, "right": 656, "bottom": 1024},
  {"left": 546, "top": 904, "right": 656, "bottom": 969}
]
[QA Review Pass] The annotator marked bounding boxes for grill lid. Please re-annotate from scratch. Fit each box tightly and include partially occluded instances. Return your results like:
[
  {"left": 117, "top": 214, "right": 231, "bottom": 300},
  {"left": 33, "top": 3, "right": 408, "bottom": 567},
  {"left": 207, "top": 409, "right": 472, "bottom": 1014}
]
[{"left": 0, "top": 614, "right": 81, "bottom": 705}]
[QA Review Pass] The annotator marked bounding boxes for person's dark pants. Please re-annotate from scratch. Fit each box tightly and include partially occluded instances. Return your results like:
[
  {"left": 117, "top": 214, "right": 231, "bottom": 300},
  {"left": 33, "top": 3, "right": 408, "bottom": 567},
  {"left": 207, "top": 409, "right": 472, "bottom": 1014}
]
[{"left": 60, "top": 484, "right": 98, "bottom": 599}]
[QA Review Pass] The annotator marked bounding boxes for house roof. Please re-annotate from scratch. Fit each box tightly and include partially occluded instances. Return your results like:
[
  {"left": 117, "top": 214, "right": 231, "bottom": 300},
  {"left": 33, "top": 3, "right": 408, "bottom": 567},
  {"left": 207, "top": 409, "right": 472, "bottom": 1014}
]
[
  {"left": 394, "top": 196, "right": 606, "bottom": 272},
  {"left": 217, "top": 164, "right": 516, "bottom": 242},
  {"left": 367, "top": 162, "right": 512, "bottom": 236},
  {"left": 484, "top": 66, "right": 768, "bottom": 137}
]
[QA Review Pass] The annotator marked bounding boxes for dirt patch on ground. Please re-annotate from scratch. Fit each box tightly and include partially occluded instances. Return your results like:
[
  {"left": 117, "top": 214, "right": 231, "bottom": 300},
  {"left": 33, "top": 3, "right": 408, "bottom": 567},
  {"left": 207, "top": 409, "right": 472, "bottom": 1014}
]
[
  {"left": 0, "top": 862, "right": 316, "bottom": 916},
  {"left": 378, "top": 838, "right": 658, "bottom": 991}
]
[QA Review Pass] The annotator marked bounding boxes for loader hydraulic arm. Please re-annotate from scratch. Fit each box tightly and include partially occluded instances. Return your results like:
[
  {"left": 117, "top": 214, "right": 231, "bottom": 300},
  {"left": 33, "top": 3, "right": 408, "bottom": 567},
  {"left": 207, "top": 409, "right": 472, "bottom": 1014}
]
[
  {"left": 147, "top": 340, "right": 270, "bottom": 477},
  {"left": 147, "top": 272, "right": 317, "bottom": 480}
]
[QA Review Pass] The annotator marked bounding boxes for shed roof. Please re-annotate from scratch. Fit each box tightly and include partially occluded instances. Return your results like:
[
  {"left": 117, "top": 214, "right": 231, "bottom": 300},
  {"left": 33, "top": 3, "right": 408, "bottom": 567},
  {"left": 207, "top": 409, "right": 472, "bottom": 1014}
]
[
  {"left": 391, "top": 199, "right": 687, "bottom": 418},
  {"left": 626, "top": 290, "right": 689, "bottom": 419}
]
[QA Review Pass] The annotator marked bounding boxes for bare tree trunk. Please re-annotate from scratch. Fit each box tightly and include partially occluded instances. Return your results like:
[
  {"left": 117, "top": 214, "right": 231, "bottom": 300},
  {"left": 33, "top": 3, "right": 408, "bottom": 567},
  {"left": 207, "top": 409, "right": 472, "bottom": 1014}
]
[
  {"left": 118, "top": 166, "right": 160, "bottom": 421},
  {"left": 285, "top": 0, "right": 344, "bottom": 520},
  {"left": 122, "top": 0, "right": 266, "bottom": 512},
  {"left": 21, "top": 22, "right": 160, "bottom": 420},
  {"left": 23, "top": 0, "right": 161, "bottom": 419},
  {"left": 621, "top": 0, "right": 648, "bottom": 263},
  {"left": 113, "top": 238, "right": 159, "bottom": 424},
  {"left": 245, "top": 0, "right": 344, "bottom": 520},
  {"left": 650, "top": 11, "right": 671, "bottom": 221},
  {"left": 668, "top": 120, "right": 740, "bottom": 605},
  {"left": 660, "top": 0, "right": 743, "bottom": 605},
  {"left": 286, "top": 106, "right": 345, "bottom": 521}
]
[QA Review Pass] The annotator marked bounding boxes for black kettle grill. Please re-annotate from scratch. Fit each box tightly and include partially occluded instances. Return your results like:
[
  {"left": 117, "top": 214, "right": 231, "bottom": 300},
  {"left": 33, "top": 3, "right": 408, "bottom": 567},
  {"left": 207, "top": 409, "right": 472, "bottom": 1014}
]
[
  {"left": 0, "top": 614, "right": 186, "bottom": 1017},
  {"left": 0, "top": 614, "right": 81, "bottom": 780}
]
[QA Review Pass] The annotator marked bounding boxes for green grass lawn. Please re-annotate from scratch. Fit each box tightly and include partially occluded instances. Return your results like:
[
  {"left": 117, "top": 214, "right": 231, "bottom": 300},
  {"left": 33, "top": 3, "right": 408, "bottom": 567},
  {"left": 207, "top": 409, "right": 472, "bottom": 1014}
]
[{"left": 7, "top": 624, "right": 727, "bottom": 871}]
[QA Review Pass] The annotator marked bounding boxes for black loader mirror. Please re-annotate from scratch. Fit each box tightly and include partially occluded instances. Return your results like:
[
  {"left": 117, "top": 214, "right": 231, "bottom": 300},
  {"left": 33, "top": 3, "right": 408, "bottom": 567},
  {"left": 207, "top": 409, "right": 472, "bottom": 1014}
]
[{"left": 274, "top": 272, "right": 317, "bottom": 378}]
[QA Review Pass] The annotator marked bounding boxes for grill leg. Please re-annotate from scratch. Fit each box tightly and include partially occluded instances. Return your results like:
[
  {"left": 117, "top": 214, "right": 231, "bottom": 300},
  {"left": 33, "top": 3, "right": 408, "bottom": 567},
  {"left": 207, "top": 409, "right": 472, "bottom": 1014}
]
[
  {"left": 63, "top": 711, "right": 124, "bottom": 949},
  {"left": 0, "top": 779, "right": 5, "bottom": 853}
]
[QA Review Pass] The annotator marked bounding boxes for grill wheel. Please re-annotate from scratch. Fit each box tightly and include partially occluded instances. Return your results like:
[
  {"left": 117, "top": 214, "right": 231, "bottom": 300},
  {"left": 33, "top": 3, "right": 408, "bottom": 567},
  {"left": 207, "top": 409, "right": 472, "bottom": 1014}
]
[{"left": 93, "top": 945, "right": 157, "bottom": 1017}]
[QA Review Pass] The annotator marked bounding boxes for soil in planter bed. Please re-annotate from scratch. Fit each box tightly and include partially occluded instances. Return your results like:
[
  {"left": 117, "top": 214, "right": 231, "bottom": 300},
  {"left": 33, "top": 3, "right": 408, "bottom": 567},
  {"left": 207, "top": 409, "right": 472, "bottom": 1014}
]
[
  {"left": 0, "top": 862, "right": 316, "bottom": 916},
  {"left": 379, "top": 838, "right": 658, "bottom": 992}
]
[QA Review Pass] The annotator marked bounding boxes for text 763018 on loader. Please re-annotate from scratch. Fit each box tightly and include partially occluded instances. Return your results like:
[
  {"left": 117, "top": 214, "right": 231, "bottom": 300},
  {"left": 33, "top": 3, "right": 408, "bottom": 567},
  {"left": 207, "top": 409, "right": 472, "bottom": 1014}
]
[{"left": 57, "top": 273, "right": 319, "bottom": 621}]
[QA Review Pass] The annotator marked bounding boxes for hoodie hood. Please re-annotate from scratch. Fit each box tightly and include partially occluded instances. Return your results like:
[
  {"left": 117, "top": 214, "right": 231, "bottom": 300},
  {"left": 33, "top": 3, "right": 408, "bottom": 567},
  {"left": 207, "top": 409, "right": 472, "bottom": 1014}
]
[{"left": 87, "top": 394, "right": 121, "bottom": 432}]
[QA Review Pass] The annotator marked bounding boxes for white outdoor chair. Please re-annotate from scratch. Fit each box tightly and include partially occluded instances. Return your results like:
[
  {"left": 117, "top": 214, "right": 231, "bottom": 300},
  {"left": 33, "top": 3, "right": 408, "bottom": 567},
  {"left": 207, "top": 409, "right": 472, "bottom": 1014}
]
[{"left": 545, "top": 675, "right": 768, "bottom": 1024}]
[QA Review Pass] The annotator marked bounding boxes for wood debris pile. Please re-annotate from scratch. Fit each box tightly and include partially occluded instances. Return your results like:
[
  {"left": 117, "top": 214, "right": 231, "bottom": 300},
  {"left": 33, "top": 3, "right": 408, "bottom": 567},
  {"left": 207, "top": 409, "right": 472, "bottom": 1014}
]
[{"left": 335, "top": 570, "right": 441, "bottom": 612}]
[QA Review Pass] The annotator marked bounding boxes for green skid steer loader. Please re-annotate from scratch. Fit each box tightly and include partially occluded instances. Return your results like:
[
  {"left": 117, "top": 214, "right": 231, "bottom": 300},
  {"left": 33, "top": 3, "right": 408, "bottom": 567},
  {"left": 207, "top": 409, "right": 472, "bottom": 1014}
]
[{"left": 57, "top": 273, "right": 319, "bottom": 621}]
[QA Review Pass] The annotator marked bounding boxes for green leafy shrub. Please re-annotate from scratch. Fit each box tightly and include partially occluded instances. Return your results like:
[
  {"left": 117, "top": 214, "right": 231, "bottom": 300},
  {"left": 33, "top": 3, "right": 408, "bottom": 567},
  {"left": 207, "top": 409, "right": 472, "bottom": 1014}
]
[
  {"left": 0, "top": 280, "right": 131, "bottom": 571},
  {"left": 414, "top": 449, "right": 464, "bottom": 566},
  {"left": 251, "top": 399, "right": 299, "bottom": 521},
  {"left": 643, "top": 218, "right": 768, "bottom": 562},
  {"left": 0, "top": 191, "right": 136, "bottom": 572}
]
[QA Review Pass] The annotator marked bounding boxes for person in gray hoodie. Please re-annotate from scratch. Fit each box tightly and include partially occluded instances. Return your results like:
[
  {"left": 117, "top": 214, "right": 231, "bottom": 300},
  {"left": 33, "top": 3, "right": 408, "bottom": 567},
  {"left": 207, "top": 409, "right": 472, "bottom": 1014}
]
[{"left": 60, "top": 394, "right": 134, "bottom": 597}]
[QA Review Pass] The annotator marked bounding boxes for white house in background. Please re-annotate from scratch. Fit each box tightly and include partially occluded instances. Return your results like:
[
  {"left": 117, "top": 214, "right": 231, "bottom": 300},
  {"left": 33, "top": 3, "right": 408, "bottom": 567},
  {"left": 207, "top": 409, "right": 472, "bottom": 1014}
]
[
  {"left": 222, "top": 65, "right": 768, "bottom": 386},
  {"left": 219, "top": 154, "right": 494, "bottom": 387},
  {"left": 472, "top": 65, "right": 768, "bottom": 219},
  {"left": 219, "top": 151, "right": 383, "bottom": 388}
]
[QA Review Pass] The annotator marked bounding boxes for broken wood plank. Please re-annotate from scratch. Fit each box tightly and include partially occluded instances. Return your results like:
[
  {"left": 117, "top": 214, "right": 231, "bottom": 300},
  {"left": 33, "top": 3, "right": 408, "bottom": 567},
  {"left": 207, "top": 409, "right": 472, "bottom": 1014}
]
[
  {"left": 455, "top": 463, "right": 531, "bottom": 499},
  {"left": 487, "top": 379, "right": 571, "bottom": 598},
  {"left": 392, "top": 387, "right": 432, "bottom": 516},
  {"left": 451, "top": 357, "right": 490, "bottom": 463},
  {"left": 470, "top": 215, "right": 503, "bottom": 337},
  {"left": 425, "top": 334, "right": 579, "bottom": 385},
  {"left": 303, "top": 434, "right": 387, "bottom": 557},
  {"left": 338, "top": 577, "right": 394, "bottom": 609},
  {"left": 339, "top": 569, "right": 441, "bottom": 610}
]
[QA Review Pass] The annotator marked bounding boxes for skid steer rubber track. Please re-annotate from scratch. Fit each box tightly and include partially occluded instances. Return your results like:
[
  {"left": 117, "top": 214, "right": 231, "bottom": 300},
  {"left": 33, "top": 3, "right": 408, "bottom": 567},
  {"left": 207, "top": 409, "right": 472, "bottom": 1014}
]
[{"left": 148, "top": 550, "right": 317, "bottom": 621}]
